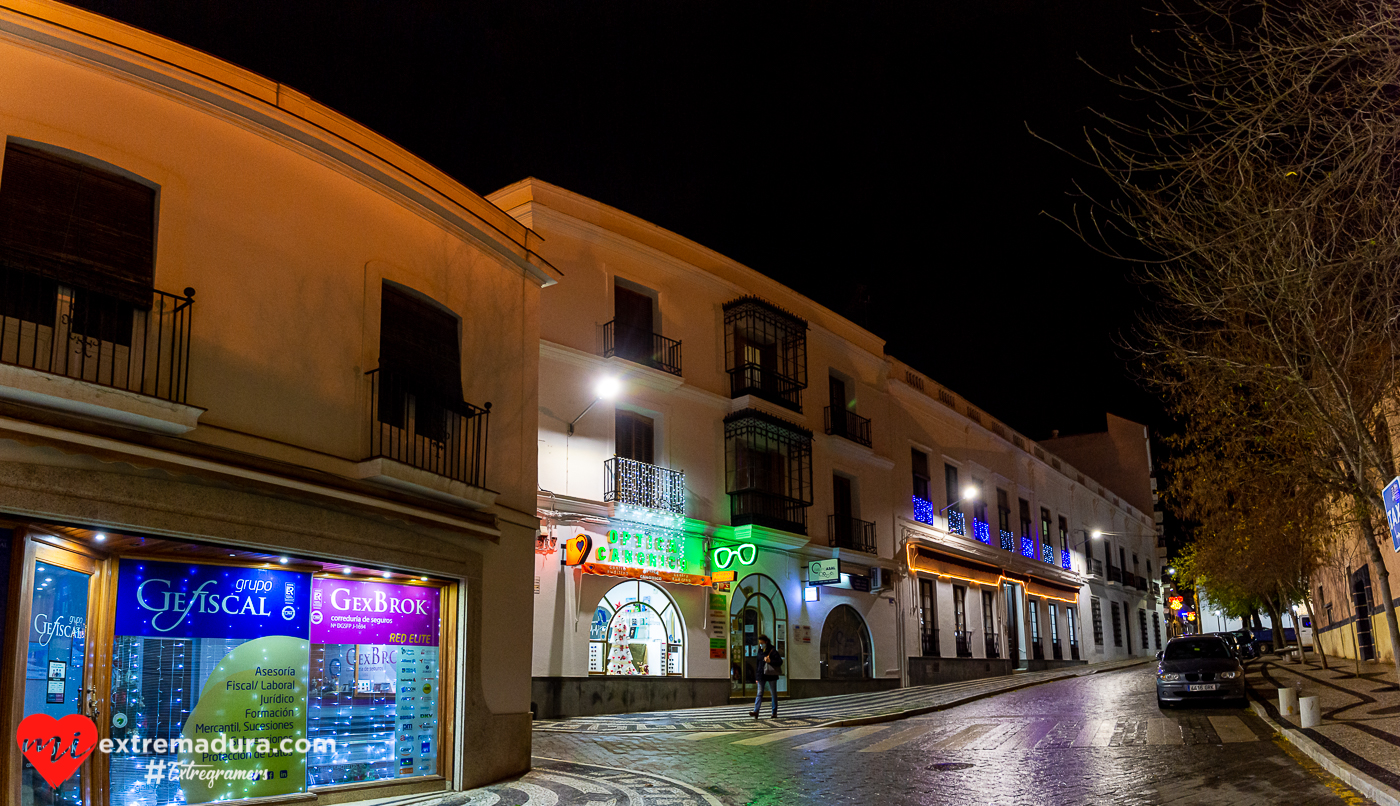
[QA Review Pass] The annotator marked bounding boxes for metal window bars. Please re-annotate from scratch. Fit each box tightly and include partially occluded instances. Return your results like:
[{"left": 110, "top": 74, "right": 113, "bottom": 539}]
[
  {"left": 828, "top": 513, "right": 876, "bottom": 553},
  {"left": 600, "top": 319, "right": 682, "bottom": 376},
  {"left": 367, "top": 368, "right": 490, "bottom": 489},
  {"left": 603, "top": 456, "right": 685, "bottom": 515},
  {"left": 0, "top": 271, "right": 194, "bottom": 403},
  {"left": 823, "top": 406, "right": 872, "bottom": 447},
  {"left": 723, "top": 296, "right": 808, "bottom": 412}
]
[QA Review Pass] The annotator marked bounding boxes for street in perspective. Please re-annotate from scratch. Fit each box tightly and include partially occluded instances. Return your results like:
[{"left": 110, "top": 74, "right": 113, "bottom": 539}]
[{"left": 450, "top": 658, "right": 1376, "bottom": 806}]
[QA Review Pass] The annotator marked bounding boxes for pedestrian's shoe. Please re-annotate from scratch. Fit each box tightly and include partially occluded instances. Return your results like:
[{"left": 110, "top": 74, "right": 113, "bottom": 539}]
[{"left": 750, "top": 711, "right": 758, "bottom": 719}]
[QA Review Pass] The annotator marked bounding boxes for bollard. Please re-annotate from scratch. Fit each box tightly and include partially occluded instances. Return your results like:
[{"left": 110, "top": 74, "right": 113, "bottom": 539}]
[
  {"left": 1300, "top": 696, "right": 1321, "bottom": 728},
  {"left": 1279, "top": 686, "right": 1299, "bottom": 716}
]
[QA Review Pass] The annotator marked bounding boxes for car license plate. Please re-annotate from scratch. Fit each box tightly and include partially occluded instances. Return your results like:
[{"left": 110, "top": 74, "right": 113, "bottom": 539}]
[{"left": 1188, "top": 684, "right": 1218, "bottom": 692}]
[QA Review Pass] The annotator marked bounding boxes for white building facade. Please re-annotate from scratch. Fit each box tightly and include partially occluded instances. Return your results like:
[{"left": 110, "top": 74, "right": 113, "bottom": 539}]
[{"left": 492, "top": 179, "right": 1165, "bottom": 717}]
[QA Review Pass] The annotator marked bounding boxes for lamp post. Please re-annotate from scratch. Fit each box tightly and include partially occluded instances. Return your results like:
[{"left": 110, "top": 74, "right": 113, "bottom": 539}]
[
  {"left": 566, "top": 377, "right": 621, "bottom": 436},
  {"left": 939, "top": 486, "right": 979, "bottom": 515},
  {"left": 1071, "top": 528, "right": 1102, "bottom": 575}
]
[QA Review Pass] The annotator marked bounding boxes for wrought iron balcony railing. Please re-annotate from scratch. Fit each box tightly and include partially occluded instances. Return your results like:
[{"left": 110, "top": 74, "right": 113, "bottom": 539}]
[
  {"left": 955, "top": 629, "right": 973, "bottom": 658},
  {"left": 0, "top": 274, "right": 195, "bottom": 403},
  {"left": 823, "top": 406, "right": 872, "bottom": 447},
  {"left": 921, "top": 627, "right": 940, "bottom": 658},
  {"left": 984, "top": 633, "right": 1001, "bottom": 659},
  {"left": 601, "top": 319, "right": 682, "bottom": 377},
  {"left": 729, "top": 489, "right": 808, "bottom": 535},
  {"left": 1107, "top": 564, "right": 1122, "bottom": 584},
  {"left": 604, "top": 456, "right": 685, "bottom": 515},
  {"left": 913, "top": 495, "right": 937, "bottom": 526},
  {"left": 1070, "top": 642, "right": 1080, "bottom": 661},
  {"left": 1052, "top": 639, "right": 1063, "bottom": 660},
  {"left": 1000, "top": 529, "right": 1015, "bottom": 552},
  {"left": 728, "top": 363, "right": 803, "bottom": 412},
  {"left": 1031, "top": 639, "right": 1045, "bottom": 660},
  {"left": 1087, "top": 559, "right": 1104, "bottom": 578},
  {"left": 828, "top": 513, "right": 876, "bottom": 553},
  {"left": 367, "top": 368, "right": 490, "bottom": 488}
]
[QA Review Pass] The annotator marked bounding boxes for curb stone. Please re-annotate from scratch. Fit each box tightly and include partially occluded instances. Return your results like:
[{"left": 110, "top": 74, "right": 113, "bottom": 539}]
[
  {"left": 1248, "top": 697, "right": 1400, "bottom": 806},
  {"left": 818, "top": 660, "right": 1149, "bottom": 729}
]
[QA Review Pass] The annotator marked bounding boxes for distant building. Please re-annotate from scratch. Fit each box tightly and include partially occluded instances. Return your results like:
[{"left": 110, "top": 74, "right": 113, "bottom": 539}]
[{"left": 494, "top": 179, "right": 1167, "bottom": 718}]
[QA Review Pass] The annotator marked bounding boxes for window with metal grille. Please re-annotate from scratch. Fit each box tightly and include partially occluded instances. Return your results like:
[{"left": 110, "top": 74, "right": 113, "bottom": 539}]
[
  {"left": 1139, "top": 609, "right": 1149, "bottom": 649},
  {"left": 724, "top": 409, "right": 813, "bottom": 534},
  {"left": 1152, "top": 612, "right": 1161, "bottom": 649},
  {"left": 1111, "top": 602, "right": 1123, "bottom": 647},
  {"left": 1091, "top": 598, "right": 1104, "bottom": 646},
  {"left": 723, "top": 296, "right": 808, "bottom": 411}
]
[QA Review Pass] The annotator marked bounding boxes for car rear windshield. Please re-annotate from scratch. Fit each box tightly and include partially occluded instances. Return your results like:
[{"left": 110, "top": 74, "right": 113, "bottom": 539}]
[{"left": 1165, "top": 639, "right": 1231, "bottom": 660}]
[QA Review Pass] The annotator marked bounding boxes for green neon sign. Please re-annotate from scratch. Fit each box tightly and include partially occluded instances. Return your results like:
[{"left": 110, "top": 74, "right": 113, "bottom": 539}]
[{"left": 711, "top": 543, "right": 756, "bottom": 570}]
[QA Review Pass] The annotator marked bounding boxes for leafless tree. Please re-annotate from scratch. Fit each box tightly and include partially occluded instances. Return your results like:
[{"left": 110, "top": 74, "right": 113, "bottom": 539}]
[{"left": 1044, "top": 0, "right": 1400, "bottom": 677}]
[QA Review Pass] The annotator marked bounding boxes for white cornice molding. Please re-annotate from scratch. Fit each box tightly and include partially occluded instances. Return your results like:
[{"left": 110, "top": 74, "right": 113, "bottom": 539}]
[
  {"left": 822, "top": 432, "right": 895, "bottom": 471},
  {"left": 0, "top": 3, "right": 557, "bottom": 288}
]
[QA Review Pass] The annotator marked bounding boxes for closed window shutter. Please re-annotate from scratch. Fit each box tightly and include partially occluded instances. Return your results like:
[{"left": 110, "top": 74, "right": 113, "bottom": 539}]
[
  {"left": 0, "top": 144, "right": 155, "bottom": 308},
  {"left": 379, "top": 283, "right": 462, "bottom": 400}
]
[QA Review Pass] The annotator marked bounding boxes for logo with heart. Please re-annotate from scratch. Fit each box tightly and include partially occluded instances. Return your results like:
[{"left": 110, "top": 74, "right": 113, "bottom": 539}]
[
  {"left": 562, "top": 533, "right": 591, "bottom": 567},
  {"left": 16, "top": 713, "right": 97, "bottom": 788}
]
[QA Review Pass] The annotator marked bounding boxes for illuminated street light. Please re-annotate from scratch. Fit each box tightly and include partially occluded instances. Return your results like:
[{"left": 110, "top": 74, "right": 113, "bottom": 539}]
[{"left": 567, "top": 377, "right": 621, "bottom": 436}]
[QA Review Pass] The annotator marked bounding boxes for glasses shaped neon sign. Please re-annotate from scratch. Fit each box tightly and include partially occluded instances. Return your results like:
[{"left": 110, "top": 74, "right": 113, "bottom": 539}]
[{"left": 711, "top": 543, "right": 756, "bottom": 570}]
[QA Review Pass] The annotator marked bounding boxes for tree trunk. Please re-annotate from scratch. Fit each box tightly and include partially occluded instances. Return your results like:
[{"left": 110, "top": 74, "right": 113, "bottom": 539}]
[
  {"left": 1356, "top": 507, "right": 1400, "bottom": 680},
  {"left": 1304, "top": 595, "right": 1328, "bottom": 669},
  {"left": 1263, "top": 594, "right": 1284, "bottom": 656}
]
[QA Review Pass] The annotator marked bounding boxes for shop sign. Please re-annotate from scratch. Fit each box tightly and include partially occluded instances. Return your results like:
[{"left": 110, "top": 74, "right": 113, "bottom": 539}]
[
  {"left": 1385, "top": 476, "right": 1400, "bottom": 552},
  {"left": 708, "top": 593, "right": 727, "bottom": 642},
  {"left": 310, "top": 578, "right": 440, "bottom": 646},
  {"left": 711, "top": 542, "right": 756, "bottom": 570},
  {"left": 582, "top": 525, "right": 709, "bottom": 585},
  {"left": 562, "top": 532, "right": 591, "bottom": 566},
  {"left": 808, "top": 558, "right": 841, "bottom": 586},
  {"left": 113, "top": 560, "right": 310, "bottom": 640}
]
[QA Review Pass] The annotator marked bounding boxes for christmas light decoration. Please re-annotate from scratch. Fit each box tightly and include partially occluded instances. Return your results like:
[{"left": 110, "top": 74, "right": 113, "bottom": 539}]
[
  {"left": 1000, "top": 529, "right": 1015, "bottom": 552},
  {"left": 912, "top": 495, "right": 935, "bottom": 525},
  {"left": 1060, "top": 549, "right": 1071, "bottom": 570},
  {"left": 973, "top": 519, "right": 991, "bottom": 545},
  {"left": 605, "top": 457, "right": 686, "bottom": 516},
  {"left": 947, "top": 510, "right": 966, "bottom": 536}
]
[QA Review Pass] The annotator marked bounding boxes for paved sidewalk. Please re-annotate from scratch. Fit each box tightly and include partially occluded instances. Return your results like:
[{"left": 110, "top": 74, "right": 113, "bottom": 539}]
[
  {"left": 534, "top": 657, "right": 1148, "bottom": 733},
  {"left": 1247, "top": 655, "right": 1400, "bottom": 806}
]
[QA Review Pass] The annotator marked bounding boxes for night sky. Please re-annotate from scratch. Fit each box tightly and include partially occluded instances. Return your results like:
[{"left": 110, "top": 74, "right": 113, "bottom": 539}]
[{"left": 70, "top": 0, "right": 1167, "bottom": 440}]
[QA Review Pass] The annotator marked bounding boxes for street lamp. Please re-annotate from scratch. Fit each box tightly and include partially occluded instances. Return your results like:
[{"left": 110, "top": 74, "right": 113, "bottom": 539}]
[
  {"left": 1070, "top": 528, "right": 1101, "bottom": 574},
  {"left": 566, "top": 377, "right": 621, "bottom": 436},
  {"left": 939, "top": 486, "right": 979, "bottom": 515}
]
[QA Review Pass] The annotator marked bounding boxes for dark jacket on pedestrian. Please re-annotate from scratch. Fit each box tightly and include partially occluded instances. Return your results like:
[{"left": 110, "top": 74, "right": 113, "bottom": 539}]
[{"left": 755, "top": 646, "right": 783, "bottom": 681}]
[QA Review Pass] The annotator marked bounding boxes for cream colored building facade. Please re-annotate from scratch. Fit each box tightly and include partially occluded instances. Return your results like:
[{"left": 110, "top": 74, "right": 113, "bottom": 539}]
[
  {"left": 0, "top": 2, "right": 553, "bottom": 804},
  {"left": 493, "top": 179, "right": 1165, "bottom": 717}
]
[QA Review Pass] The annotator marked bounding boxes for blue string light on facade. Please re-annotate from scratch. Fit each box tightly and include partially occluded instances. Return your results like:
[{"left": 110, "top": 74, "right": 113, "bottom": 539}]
[
  {"left": 947, "top": 510, "right": 965, "bottom": 536},
  {"left": 1041, "top": 543, "right": 1054, "bottom": 564},
  {"left": 1060, "top": 549, "right": 1071, "bottom": 569},
  {"left": 912, "top": 495, "right": 935, "bottom": 525},
  {"left": 1020, "top": 535, "right": 1036, "bottom": 558},
  {"left": 973, "top": 519, "right": 991, "bottom": 545},
  {"left": 1000, "top": 529, "right": 1015, "bottom": 552}
]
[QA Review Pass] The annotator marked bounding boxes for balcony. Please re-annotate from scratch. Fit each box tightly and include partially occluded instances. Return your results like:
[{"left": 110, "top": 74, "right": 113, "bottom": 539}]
[
  {"left": 824, "top": 406, "right": 872, "bottom": 447},
  {"left": 1107, "top": 564, "right": 1122, "bottom": 584},
  {"left": 1070, "top": 641, "right": 1080, "bottom": 661},
  {"left": 1031, "top": 639, "right": 1045, "bottom": 661},
  {"left": 955, "top": 630, "right": 973, "bottom": 658},
  {"left": 601, "top": 319, "right": 682, "bottom": 377},
  {"left": 728, "top": 364, "right": 803, "bottom": 412},
  {"left": 828, "top": 513, "right": 876, "bottom": 553},
  {"left": 604, "top": 456, "right": 685, "bottom": 516},
  {"left": 0, "top": 276, "right": 199, "bottom": 432},
  {"left": 1000, "top": 529, "right": 1015, "bottom": 552},
  {"left": 730, "top": 490, "right": 809, "bottom": 535},
  {"left": 913, "top": 495, "right": 937, "bottom": 526},
  {"left": 365, "top": 368, "right": 490, "bottom": 490},
  {"left": 1087, "top": 559, "right": 1104, "bottom": 578},
  {"left": 921, "top": 627, "right": 940, "bottom": 658},
  {"left": 984, "top": 633, "right": 1001, "bottom": 659},
  {"left": 1052, "top": 639, "right": 1063, "bottom": 660}
]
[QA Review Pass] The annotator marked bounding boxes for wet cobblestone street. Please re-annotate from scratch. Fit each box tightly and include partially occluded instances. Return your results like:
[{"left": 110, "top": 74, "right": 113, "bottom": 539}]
[{"left": 505, "top": 666, "right": 1372, "bottom": 805}]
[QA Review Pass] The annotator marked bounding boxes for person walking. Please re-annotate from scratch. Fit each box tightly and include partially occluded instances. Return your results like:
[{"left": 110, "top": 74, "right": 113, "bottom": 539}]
[{"left": 750, "top": 634, "right": 782, "bottom": 719}]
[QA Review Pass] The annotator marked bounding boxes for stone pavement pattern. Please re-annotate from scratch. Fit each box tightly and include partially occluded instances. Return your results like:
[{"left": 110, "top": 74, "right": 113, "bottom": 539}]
[
  {"left": 534, "top": 658, "right": 1148, "bottom": 733},
  {"left": 1248, "top": 655, "right": 1400, "bottom": 796},
  {"left": 428, "top": 665, "right": 1372, "bottom": 805}
]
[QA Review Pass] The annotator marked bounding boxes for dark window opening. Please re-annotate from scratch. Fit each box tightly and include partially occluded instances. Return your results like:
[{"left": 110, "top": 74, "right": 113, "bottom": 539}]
[
  {"left": 725, "top": 409, "right": 813, "bottom": 534},
  {"left": 615, "top": 410, "right": 655, "bottom": 465}
]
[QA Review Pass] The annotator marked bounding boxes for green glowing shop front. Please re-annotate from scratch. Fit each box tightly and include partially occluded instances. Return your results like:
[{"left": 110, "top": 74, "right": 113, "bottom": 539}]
[{"left": 4, "top": 524, "right": 458, "bottom": 806}]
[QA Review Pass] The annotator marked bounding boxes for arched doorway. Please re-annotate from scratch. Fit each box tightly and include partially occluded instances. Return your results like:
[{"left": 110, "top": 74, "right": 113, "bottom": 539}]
[
  {"left": 820, "top": 604, "right": 872, "bottom": 680},
  {"left": 730, "top": 573, "right": 788, "bottom": 698},
  {"left": 588, "top": 580, "right": 685, "bottom": 676}
]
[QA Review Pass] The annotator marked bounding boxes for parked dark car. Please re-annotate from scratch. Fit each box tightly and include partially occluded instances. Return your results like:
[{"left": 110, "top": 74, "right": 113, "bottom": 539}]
[
  {"left": 1228, "top": 628, "right": 1258, "bottom": 660},
  {"left": 1213, "top": 632, "right": 1244, "bottom": 659},
  {"left": 1156, "top": 635, "right": 1247, "bottom": 707}
]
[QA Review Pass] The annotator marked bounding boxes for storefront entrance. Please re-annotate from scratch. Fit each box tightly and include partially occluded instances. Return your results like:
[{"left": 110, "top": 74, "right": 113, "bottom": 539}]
[
  {"left": 6, "top": 524, "right": 456, "bottom": 806},
  {"left": 729, "top": 574, "right": 787, "bottom": 699},
  {"left": 16, "top": 539, "right": 107, "bottom": 806}
]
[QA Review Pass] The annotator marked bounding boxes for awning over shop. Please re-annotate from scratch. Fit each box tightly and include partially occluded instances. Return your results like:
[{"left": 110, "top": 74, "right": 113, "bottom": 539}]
[
  {"left": 581, "top": 562, "right": 711, "bottom": 587},
  {"left": 906, "top": 545, "right": 1002, "bottom": 586},
  {"left": 1025, "top": 576, "right": 1080, "bottom": 603}
]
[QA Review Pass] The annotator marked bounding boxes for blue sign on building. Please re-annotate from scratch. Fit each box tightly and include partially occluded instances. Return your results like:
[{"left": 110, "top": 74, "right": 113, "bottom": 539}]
[
  {"left": 1384, "top": 477, "right": 1400, "bottom": 554},
  {"left": 113, "top": 559, "right": 310, "bottom": 639}
]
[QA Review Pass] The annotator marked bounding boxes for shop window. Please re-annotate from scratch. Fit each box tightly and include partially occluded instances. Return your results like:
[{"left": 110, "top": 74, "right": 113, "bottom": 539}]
[
  {"left": 730, "top": 573, "right": 787, "bottom": 697},
  {"left": 104, "top": 557, "right": 446, "bottom": 804},
  {"left": 22, "top": 555, "right": 92, "bottom": 806},
  {"left": 724, "top": 409, "right": 813, "bottom": 534},
  {"left": 723, "top": 296, "right": 808, "bottom": 411},
  {"left": 820, "top": 604, "right": 872, "bottom": 680},
  {"left": 590, "top": 580, "right": 684, "bottom": 676}
]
